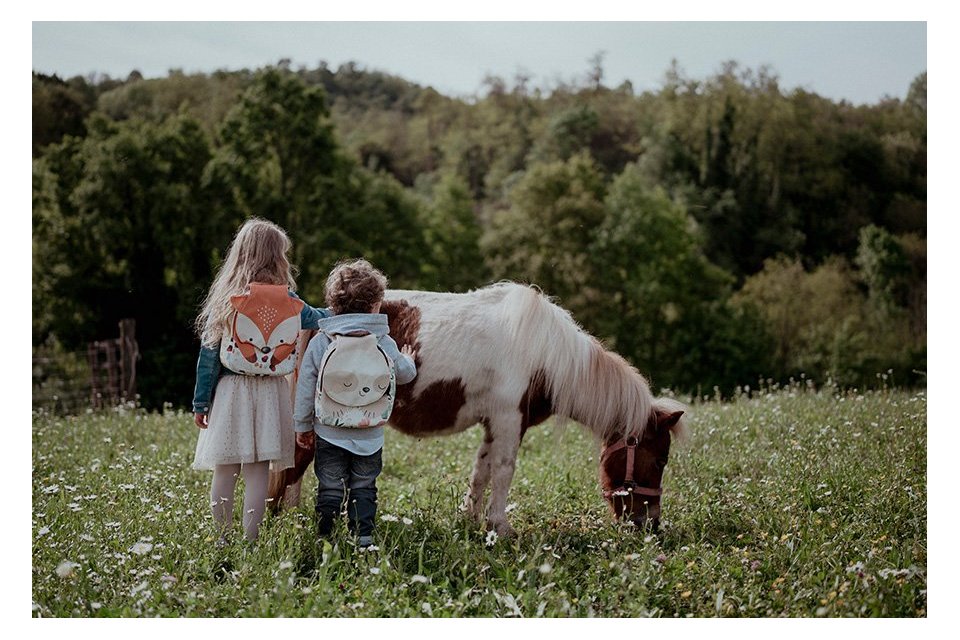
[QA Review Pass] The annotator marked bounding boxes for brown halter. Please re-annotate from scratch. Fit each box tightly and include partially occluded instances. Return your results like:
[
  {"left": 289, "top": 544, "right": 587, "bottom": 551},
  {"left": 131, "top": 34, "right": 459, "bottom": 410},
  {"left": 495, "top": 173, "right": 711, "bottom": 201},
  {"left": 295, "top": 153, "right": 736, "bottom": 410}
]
[{"left": 600, "top": 436, "right": 664, "bottom": 499}]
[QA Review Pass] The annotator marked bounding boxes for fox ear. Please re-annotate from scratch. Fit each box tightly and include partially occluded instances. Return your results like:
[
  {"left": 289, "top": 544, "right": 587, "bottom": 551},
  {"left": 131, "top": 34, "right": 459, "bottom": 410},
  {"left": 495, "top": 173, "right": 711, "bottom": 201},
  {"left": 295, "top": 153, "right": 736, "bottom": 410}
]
[{"left": 229, "top": 294, "right": 246, "bottom": 311}]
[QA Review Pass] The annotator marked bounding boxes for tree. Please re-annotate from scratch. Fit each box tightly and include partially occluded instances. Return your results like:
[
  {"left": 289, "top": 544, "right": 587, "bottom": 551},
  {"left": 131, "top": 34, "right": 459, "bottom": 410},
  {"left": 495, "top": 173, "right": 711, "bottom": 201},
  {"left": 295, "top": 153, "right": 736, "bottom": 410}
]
[
  {"left": 591, "top": 163, "right": 770, "bottom": 392},
  {"left": 33, "top": 114, "right": 220, "bottom": 407},
  {"left": 481, "top": 153, "right": 606, "bottom": 311},
  {"left": 418, "top": 173, "right": 488, "bottom": 292},
  {"left": 855, "top": 224, "right": 911, "bottom": 315},
  {"left": 209, "top": 67, "right": 429, "bottom": 302}
]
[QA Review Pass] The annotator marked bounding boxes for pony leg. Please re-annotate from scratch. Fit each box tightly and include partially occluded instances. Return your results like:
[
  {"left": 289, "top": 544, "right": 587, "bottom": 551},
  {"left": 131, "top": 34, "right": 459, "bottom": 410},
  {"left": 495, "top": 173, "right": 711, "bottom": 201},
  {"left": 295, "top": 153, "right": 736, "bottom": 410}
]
[
  {"left": 266, "top": 439, "right": 315, "bottom": 513},
  {"left": 282, "top": 477, "right": 302, "bottom": 509},
  {"left": 462, "top": 426, "right": 493, "bottom": 521},
  {"left": 485, "top": 412, "right": 523, "bottom": 537}
]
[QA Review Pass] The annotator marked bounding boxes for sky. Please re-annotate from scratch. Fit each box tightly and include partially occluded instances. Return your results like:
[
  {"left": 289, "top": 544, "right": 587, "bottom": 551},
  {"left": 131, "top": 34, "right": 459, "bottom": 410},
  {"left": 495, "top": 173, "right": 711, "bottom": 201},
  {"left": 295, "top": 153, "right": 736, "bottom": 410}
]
[{"left": 31, "top": 21, "right": 926, "bottom": 105}]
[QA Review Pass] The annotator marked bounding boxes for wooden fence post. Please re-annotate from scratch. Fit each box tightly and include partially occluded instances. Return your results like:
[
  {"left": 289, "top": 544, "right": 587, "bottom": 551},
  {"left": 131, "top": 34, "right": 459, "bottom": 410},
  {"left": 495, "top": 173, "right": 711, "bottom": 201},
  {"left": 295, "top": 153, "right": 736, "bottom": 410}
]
[{"left": 119, "top": 319, "right": 138, "bottom": 403}]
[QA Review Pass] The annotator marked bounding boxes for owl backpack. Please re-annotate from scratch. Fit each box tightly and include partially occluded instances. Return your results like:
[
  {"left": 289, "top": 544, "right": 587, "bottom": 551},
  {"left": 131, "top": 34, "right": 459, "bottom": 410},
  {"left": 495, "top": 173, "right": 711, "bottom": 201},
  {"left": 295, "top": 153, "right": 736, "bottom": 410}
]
[
  {"left": 315, "top": 331, "right": 396, "bottom": 428},
  {"left": 219, "top": 283, "right": 304, "bottom": 376}
]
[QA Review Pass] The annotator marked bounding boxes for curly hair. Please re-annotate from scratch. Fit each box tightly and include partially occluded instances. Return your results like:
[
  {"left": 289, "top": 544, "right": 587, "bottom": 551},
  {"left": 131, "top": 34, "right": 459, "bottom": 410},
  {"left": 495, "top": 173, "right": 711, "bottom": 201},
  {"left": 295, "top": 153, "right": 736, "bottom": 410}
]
[{"left": 324, "top": 259, "right": 389, "bottom": 315}]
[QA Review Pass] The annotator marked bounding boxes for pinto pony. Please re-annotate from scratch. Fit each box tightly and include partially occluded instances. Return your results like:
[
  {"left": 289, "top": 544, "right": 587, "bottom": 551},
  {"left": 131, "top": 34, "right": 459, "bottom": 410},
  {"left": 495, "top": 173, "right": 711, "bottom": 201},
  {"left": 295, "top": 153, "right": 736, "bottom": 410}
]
[{"left": 268, "top": 282, "right": 688, "bottom": 535}]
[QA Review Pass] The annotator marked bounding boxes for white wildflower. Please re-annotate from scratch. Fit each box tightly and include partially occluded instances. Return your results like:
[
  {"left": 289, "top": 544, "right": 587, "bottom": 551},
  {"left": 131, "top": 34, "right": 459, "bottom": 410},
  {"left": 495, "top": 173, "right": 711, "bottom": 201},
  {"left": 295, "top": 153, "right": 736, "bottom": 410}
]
[
  {"left": 90, "top": 602, "right": 102, "bottom": 610},
  {"left": 369, "top": 567, "right": 380, "bottom": 575},
  {"left": 130, "top": 542, "right": 154, "bottom": 555},
  {"left": 539, "top": 562, "right": 552, "bottom": 574},
  {"left": 37, "top": 526, "right": 51, "bottom": 537},
  {"left": 411, "top": 574, "right": 430, "bottom": 584},
  {"left": 79, "top": 534, "right": 94, "bottom": 542},
  {"left": 42, "top": 484, "right": 60, "bottom": 494},
  {"left": 402, "top": 517, "right": 413, "bottom": 525},
  {"left": 55, "top": 560, "right": 79, "bottom": 578},
  {"left": 380, "top": 514, "right": 399, "bottom": 522},
  {"left": 505, "top": 503, "right": 517, "bottom": 513},
  {"left": 485, "top": 530, "right": 498, "bottom": 547},
  {"left": 421, "top": 602, "right": 433, "bottom": 615},
  {"left": 278, "top": 560, "right": 293, "bottom": 571}
]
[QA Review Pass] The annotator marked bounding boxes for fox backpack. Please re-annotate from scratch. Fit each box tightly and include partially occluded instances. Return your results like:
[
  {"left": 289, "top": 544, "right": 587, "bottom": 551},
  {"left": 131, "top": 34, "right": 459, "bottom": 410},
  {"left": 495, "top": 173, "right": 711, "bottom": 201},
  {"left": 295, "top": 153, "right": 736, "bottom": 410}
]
[
  {"left": 219, "top": 283, "right": 304, "bottom": 376},
  {"left": 315, "top": 332, "right": 396, "bottom": 428}
]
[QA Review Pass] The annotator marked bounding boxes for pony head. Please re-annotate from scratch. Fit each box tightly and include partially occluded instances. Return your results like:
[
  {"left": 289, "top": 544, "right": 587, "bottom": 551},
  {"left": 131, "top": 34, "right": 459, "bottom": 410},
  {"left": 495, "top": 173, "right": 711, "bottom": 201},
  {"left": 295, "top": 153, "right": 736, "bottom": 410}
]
[{"left": 599, "top": 402, "right": 687, "bottom": 531}]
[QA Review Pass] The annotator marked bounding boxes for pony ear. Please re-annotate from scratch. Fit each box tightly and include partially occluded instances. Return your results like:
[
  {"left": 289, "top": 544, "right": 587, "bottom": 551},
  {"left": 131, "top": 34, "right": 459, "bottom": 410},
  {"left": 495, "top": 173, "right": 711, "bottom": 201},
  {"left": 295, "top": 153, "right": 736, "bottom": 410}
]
[{"left": 658, "top": 410, "right": 684, "bottom": 430}]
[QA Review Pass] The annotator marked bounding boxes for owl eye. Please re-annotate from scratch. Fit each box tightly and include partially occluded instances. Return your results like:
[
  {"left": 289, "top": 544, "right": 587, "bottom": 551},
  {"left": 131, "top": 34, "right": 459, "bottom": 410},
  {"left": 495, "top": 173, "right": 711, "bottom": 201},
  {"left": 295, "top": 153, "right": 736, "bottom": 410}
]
[{"left": 342, "top": 382, "right": 353, "bottom": 388}]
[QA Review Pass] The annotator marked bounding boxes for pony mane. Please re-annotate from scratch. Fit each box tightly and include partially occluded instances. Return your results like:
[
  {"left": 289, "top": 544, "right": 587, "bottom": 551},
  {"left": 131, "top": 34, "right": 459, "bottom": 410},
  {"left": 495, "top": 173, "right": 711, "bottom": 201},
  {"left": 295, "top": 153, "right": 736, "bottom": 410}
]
[{"left": 496, "top": 282, "right": 654, "bottom": 441}]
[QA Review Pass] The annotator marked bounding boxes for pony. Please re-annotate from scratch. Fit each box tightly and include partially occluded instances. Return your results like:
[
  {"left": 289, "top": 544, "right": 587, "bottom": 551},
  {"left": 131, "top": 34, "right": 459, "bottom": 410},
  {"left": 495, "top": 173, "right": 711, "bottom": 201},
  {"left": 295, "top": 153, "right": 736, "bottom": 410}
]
[{"left": 268, "top": 282, "right": 688, "bottom": 535}]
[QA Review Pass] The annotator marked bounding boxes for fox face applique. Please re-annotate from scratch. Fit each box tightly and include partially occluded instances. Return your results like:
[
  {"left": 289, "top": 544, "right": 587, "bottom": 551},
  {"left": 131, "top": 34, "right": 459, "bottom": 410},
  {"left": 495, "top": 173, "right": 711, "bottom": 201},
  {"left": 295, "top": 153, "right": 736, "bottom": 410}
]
[{"left": 219, "top": 283, "right": 304, "bottom": 376}]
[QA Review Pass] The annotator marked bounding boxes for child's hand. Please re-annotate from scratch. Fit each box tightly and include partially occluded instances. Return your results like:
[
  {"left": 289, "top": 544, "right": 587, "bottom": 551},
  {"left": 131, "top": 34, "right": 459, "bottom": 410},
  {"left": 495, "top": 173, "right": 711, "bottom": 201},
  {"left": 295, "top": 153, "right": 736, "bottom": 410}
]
[
  {"left": 296, "top": 431, "right": 315, "bottom": 449},
  {"left": 401, "top": 344, "right": 418, "bottom": 361},
  {"left": 194, "top": 412, "right": 208, "bottom": 429}
]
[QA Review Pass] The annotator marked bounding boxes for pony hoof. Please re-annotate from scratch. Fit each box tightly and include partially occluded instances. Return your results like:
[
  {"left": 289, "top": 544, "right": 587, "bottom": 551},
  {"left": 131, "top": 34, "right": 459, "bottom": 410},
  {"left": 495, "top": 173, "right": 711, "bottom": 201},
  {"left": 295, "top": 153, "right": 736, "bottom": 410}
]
[
  {"left": 460, "top": 499, "right": 485, "bottom": 523},
  {"left": 487, "top": 520, "right": 517, "bottom": 538}
]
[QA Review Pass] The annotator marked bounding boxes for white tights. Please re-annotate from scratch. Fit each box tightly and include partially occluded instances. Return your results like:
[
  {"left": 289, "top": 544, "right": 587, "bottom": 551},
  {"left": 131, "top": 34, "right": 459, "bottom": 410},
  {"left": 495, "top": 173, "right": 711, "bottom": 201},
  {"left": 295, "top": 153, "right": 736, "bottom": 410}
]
[{"left": 210, "top": 461, "right": 270, "bottom": 542}]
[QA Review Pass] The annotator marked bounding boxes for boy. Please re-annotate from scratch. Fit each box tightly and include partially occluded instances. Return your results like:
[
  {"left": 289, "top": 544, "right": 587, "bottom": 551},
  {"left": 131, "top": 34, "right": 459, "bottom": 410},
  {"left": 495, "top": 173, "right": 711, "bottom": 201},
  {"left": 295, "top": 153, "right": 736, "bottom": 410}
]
[{"left": 294, "top": 259, "right": 417, "bottom": 547}]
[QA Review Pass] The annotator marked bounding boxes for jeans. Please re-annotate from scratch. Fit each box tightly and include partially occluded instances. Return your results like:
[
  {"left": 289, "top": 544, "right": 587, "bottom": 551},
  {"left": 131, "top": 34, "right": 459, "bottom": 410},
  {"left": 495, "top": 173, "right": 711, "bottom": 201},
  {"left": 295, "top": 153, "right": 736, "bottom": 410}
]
[{"left": 313, "top": 437, "right": 382, "bottom": 537}]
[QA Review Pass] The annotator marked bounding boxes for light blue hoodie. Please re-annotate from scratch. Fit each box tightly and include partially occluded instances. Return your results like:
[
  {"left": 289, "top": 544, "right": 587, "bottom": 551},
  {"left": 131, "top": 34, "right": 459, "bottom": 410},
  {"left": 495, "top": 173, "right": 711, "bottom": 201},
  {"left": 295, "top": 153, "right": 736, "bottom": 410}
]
[{"left": 294, "top": 313, "right": 417, "bottom": 455}]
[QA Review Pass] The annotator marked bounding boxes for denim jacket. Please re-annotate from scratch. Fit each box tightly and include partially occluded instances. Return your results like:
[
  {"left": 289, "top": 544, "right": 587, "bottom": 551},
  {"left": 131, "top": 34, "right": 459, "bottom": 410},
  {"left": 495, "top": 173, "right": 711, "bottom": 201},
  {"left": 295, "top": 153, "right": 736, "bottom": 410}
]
[{"left": 191, "top": 292, "right": 331, "bottom": 413}]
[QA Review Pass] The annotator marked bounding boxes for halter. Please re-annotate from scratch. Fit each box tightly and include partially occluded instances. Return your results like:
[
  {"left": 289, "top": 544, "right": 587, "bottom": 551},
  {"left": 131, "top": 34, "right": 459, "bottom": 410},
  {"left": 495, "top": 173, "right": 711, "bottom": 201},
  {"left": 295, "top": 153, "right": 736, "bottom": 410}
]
[{"left": 600, "top": 437, "right": 664, "bottom": 499}]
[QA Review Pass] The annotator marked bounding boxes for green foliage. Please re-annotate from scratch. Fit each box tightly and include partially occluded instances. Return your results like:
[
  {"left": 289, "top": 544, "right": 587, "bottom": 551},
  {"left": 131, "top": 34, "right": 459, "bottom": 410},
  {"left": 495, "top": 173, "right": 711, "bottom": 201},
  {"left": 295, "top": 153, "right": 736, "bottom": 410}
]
[
  {"left": 97, "top": 69, "right": 250, "bottom": 133},
  {"left": 482, "top": 153, "right": 607, "bottom": 310},
  {"left": 32, "top": 73, "right": 94, "bottom": 156},
  {"left": 32, "top": 61, "right": 926, "bottom": 406},
  {"left": 732, "top": 256, "right": 923, "bottom": 387},
  {"left": 418, "top": 173, "right": 488, "bottom": 292},
  {"left": 32, "top": 388, "right": 926, "bottom": 616},
  {"left": 592, "top": 164, "right": 772, "bottom": 392},
  {"left": 855, "top": 224, "right": 912, "bottom": 314},
  {"left": 32, "top": 113, "right": 220, "bottom": 407}
]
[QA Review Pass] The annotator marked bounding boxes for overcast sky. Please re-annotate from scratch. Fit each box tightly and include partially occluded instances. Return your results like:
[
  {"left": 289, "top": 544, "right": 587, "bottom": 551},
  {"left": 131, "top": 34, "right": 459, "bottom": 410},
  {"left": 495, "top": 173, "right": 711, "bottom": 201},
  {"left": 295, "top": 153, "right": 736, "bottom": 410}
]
[{"left": 32, "top": 21, "right": 926, "bottom": 104}]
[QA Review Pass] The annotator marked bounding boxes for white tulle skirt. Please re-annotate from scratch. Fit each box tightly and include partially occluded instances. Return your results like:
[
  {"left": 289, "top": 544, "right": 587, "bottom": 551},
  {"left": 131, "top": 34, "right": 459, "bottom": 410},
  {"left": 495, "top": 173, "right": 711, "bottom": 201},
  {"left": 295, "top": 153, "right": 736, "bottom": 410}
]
[{"left": 192, "top": 375, "right": 295, "bottom": 471}]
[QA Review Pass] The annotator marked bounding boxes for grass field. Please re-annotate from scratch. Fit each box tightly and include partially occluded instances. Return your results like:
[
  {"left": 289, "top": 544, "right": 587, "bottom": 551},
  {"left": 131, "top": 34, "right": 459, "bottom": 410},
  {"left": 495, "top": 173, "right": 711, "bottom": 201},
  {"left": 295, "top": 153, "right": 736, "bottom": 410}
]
[{"left": 31, "top": 383, "right": 926, "bottom": 617}]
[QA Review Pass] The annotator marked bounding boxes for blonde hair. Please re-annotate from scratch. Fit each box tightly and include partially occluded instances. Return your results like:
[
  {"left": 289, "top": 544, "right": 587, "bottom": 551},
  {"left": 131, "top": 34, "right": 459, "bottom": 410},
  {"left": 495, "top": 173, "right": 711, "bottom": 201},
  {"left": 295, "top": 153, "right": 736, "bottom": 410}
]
[
  {"left": 195, "top": 218, "right": 298, "bottom": 347},
  {"left": 324, "top": 259, "right": 388, "bottom": 315}
]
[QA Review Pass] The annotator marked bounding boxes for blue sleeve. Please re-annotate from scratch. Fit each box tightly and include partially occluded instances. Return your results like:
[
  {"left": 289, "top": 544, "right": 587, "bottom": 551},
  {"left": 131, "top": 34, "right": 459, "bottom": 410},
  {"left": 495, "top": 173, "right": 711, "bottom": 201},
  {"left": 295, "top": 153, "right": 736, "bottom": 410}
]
[
  {"left": 290, "top": 292, "right": 332, "bottom": 330},
  {"left": 192, "top": 346, "right": 221, "bottom": 414},
  {"left": 294, "top": 334, "right": 329, "bottom": 432},
  {"left": 380, "top": 335, "right": 417, "bottom": 385}
]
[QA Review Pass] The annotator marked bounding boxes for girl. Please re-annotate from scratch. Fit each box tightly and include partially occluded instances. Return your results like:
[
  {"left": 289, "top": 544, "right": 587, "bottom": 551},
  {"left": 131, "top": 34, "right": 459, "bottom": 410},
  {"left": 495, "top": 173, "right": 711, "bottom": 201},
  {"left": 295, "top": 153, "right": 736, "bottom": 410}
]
[{"left": 191, "top": 218, "right": 329, "bottom": 542}]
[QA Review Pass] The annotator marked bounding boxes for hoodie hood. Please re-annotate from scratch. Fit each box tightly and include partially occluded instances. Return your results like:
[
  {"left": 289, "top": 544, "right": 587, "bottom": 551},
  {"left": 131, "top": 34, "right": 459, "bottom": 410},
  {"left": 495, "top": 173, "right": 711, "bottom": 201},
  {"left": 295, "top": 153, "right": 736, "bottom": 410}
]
[{"left": 317, "top": 313, "right": 390, "bottom": 338}]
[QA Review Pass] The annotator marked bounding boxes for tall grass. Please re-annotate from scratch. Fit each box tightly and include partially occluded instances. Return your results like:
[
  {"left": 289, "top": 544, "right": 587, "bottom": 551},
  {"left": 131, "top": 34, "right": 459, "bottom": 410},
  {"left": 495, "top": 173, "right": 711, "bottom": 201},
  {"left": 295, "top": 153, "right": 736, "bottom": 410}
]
[{"left": 32, "top": 384, "right": 926, "bottom": 617}]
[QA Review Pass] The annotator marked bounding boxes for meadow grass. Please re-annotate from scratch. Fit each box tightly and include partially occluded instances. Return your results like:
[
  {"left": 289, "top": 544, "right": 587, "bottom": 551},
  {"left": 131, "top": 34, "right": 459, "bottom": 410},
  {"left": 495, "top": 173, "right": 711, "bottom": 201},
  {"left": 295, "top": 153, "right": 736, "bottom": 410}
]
[{"left": 32, "top": 384, "right": 926, "bottom": 617}]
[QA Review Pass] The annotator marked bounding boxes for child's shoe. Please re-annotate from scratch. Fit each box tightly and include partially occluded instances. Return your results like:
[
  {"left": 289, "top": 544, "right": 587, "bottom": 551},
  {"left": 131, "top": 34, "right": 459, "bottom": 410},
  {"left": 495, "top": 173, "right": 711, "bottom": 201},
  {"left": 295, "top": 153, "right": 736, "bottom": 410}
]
[{"left": 358, "top": 535, "right": 375, "bottom": 548}]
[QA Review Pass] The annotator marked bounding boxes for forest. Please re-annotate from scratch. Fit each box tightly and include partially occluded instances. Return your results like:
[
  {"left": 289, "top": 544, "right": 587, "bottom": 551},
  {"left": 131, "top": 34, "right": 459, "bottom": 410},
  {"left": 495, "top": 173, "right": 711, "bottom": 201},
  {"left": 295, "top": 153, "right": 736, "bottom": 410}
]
[{"left": 32, "top": 58, "right": 927, "bottom": 410}]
